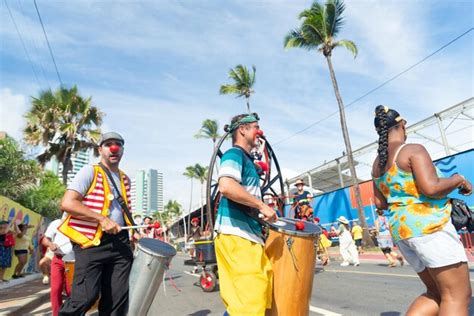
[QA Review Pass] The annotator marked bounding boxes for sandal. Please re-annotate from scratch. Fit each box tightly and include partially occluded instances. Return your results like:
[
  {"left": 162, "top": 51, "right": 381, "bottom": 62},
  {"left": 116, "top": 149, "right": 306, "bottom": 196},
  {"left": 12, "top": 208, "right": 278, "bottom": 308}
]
[
  {"left": 398, "top": 257, "right": 404, "bottom": 266},
  {"left": 389, "top": 262, "right": 397, "bottom": 268}
]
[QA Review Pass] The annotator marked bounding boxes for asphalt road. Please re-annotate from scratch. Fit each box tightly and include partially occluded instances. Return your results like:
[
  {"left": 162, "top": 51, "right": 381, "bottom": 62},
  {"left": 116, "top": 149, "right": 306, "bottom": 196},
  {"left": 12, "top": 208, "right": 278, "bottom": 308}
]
[{"left": 30, "top": 254, "right": 474, "bottom": 315}]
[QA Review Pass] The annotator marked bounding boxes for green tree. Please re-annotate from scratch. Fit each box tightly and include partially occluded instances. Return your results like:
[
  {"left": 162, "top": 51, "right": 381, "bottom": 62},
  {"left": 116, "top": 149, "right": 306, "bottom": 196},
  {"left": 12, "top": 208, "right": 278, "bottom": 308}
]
[
  {"left": 23, "top": 85, "right": 103, "bottom": 185},
  {"left": 219, "top": 64, "right": 256, "bottom": 113},
  {"left": 284, "top": 0, "right": 372, "bottom": 245},
  {"left": 194, "top": 119, "right": 221, "bottom": 147},
  {"left": 17, "top": 171, "right": 66, "bottom": 219},
  {"left": 164, "top": 200, "right": 183, "bottom": 219},
  {"left": 0, "top": 136, "right": 40, "bottom": 200}
]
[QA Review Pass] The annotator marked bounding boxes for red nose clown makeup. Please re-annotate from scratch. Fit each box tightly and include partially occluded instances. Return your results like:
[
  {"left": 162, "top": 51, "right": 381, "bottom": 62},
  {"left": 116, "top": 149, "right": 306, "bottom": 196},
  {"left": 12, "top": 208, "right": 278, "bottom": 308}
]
[
  {"left": 110, "top": 145, "right": 120, "bottom": 153},
  {"left": 256, "top": 129, "right": 264, "bottom": 137}
]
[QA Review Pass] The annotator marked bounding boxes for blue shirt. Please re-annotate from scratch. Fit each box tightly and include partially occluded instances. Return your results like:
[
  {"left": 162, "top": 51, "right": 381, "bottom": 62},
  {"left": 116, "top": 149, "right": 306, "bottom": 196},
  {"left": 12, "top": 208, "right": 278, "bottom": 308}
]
[
  {"left": 68, "top": 165, "right": 125, "bottom": 226},
  {"left": 215, "top": 147, "right": 263, "bottom": 244}
]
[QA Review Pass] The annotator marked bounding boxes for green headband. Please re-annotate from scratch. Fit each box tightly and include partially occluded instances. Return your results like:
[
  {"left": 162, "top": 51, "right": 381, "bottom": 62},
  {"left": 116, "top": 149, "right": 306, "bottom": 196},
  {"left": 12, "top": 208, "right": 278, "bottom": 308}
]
[{"left": 229, "top": 114, "right": 259, "bottom": 132}]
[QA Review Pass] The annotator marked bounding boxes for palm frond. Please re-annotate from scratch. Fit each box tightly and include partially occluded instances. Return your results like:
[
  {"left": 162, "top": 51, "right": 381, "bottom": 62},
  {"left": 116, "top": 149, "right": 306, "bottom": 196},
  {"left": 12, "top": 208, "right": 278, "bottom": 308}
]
[
  {"left": 334, "top": 39, "right": 358, "bottom": 58},
  {"left": 326, "top": 0, "right": 346, "bottom": 37}
]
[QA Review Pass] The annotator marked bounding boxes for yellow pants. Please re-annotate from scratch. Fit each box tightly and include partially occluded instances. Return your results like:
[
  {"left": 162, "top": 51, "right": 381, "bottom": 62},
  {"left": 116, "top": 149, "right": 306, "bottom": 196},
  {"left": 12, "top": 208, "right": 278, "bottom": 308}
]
[{"left": 215, "top": 234, "right": 272, "bottom": 316}]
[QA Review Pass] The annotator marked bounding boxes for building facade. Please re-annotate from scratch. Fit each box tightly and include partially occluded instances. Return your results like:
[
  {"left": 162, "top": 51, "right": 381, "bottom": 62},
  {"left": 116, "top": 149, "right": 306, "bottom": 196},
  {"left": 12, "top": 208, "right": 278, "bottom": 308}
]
[
  {"left": 46, "top": 149, "right": 91, "bottom": 185},
  {"left": 130, "top": 169, "right": 164, "bottom": 214}
]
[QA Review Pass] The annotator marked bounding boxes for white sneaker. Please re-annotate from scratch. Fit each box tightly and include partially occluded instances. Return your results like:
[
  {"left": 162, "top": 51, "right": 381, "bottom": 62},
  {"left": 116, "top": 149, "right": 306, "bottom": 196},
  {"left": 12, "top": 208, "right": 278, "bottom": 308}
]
[
  {"left": 340, "top": 262, "right": 350, "bottom": 267},
  {"left": 42, "top": 275, "right": 49, "bottom": 285}
]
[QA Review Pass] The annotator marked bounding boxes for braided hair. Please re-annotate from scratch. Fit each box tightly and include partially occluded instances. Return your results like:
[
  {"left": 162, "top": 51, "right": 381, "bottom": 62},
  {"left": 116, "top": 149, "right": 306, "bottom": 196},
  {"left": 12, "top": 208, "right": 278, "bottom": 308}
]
[
  {"left": 374, "top": 105, "right": 390, "bottom": 172},
  {"left": 374, "top": 105, "right": 405, "bottom": 172}
]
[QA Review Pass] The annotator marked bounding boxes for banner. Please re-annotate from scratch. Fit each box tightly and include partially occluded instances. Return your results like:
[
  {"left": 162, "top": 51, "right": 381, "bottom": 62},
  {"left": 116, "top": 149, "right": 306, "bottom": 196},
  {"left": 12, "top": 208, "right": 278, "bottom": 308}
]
[{"left": 0, "top": 196, "right": 50, "bottom": 280}]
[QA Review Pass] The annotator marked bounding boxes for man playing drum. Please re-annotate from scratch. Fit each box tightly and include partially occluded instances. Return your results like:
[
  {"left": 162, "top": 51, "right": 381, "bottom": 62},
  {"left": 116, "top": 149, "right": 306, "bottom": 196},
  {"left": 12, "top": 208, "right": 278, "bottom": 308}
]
[
  {"left": 215, "top": 113, "right": 277, "bottom": 315},
  {"left": 58, "top": 132, "right": 135, "bottom": 315}
]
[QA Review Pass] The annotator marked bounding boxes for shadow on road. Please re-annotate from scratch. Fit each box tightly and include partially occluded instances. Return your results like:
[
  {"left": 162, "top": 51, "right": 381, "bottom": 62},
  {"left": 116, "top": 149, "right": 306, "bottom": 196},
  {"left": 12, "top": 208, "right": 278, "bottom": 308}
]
[
  {"left": 187, "top": 309, "right": 213, "bottom": 315},
  {"left": 380, "top": 312, "right": 401, "bottom": 316}
]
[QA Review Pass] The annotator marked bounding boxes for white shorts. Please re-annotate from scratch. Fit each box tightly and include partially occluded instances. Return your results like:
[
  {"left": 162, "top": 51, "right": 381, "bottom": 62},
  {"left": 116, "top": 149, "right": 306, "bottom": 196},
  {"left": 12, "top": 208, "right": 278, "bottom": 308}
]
[{"left": 396, "top": 222, "right": 468, "bottom": 273}]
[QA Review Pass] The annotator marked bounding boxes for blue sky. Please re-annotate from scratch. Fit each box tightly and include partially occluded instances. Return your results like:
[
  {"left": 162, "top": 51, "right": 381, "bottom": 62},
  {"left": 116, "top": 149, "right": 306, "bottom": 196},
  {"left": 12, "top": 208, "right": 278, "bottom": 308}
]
[{"left": 1, "top": 0, "right": 473, "bottom": 211}]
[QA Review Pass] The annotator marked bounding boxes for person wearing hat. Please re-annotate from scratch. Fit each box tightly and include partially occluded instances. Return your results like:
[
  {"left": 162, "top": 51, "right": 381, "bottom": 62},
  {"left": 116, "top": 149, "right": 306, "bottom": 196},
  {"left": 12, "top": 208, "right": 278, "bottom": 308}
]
[
  {"left": 186, "top": 217, "right": 202, "bottom": 263},
  {"left": 140, "top": 216, "right": 155, "bottom": 239},
  {"left": 292, "top": 179, "right": 313, "bottom": 220},
  {"left": 59, "top": 132, "right": 135, "bottom": 315},
  {"left": 372, "top": 105, "right": 472, "bottom": 314},
  {"left": 215, "top": 113, "right": 277, "bottom": 315},
  {"left": 336, "top": 216, "right": 359, "bottom": 267}
]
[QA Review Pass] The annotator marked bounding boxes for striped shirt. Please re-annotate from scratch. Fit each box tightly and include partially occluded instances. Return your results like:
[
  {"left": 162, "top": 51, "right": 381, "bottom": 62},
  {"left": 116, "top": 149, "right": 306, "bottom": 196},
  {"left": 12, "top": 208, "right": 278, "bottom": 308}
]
[
  {"left": 215, "top": 147, "right": 263, "bottom": 244},
  {"left": 68, "top": 165, "right": 126, "bottom": 226}
]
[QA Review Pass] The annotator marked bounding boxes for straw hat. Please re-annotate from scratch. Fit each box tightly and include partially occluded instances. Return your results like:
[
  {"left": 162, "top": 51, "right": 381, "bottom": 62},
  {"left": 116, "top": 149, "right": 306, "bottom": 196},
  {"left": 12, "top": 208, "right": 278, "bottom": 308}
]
[
  {"left": 294, "top": 179, "right": 306, "bottom": 186},
  {"left": 337, "top": 216, "right": 349, "bottom": 225}
]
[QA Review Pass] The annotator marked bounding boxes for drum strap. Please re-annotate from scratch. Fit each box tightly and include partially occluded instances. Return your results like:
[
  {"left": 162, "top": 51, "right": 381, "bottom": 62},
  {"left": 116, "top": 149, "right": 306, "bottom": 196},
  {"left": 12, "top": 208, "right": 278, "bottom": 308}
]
[{"left": 98, "top": 163, "right": 137, "bottom": 234}]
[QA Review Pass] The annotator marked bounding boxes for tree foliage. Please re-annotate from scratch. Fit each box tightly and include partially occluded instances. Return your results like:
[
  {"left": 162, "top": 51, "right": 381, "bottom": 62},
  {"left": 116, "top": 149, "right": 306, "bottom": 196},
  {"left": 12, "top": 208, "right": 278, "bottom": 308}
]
[
  {"left": 219, "top": 64, "right": 256, "bottom": 113},
  {"left": 23, "top": 85, "right": 104, "bottom": 185},
  {"left": 0, "top": 136, "right": 40, "bottom": 200}
]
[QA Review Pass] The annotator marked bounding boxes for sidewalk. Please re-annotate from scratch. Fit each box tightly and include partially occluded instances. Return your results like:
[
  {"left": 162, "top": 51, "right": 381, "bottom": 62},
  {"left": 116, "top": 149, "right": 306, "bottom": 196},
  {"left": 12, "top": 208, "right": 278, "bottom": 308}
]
[
  {"left": 326, "top": 247, "right": 474, "bottom": 264},
  {"left": 0, "top": 275, "right": 50, "bottom": 316}
]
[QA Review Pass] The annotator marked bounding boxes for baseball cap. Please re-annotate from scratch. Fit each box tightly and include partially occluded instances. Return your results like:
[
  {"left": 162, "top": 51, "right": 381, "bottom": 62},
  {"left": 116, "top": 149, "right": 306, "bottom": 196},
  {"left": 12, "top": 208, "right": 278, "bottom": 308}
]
[{"left": 98, "top": 132, "right": 124, "bottom": 146}]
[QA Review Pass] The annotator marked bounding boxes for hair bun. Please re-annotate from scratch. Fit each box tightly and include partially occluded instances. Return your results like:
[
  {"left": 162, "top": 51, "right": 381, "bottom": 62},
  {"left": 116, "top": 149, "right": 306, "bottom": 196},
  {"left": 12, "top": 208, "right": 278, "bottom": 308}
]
[{"left": 223, "top": 124, "right": 230, "bottom": 132}]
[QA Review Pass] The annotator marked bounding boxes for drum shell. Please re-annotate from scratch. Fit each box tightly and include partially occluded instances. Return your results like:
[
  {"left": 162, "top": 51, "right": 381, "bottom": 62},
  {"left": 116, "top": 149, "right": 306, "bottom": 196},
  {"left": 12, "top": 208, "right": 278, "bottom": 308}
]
[
  {"left": 128, "top": 238, "right": 176, "bottom": 316},
  {"left": 194, "top": 240, "right": 216, "bottom": 263},
  {"left": 265, "top": 229, "right": 320, "bottom": 316}
]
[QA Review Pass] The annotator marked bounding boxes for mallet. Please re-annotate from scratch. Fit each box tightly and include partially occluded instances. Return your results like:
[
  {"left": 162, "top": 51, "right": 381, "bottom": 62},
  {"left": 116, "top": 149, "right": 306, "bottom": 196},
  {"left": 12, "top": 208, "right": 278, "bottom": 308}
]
[{"left": 121, "top": 222, "right": 161, "bottom": 230}]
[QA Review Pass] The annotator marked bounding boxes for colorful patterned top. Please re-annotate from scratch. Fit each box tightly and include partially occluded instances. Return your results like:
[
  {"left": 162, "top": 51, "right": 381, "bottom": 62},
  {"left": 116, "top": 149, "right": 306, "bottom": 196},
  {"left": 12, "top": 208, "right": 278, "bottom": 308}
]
[{"left": 373, "top": 145, "right": 451, "bottom": 242}]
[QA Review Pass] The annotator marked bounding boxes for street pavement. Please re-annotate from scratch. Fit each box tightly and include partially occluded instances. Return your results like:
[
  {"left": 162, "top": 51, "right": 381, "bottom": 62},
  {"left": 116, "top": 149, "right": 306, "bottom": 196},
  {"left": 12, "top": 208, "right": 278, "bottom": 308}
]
[{"left": 4, "top": 251, "right": 474, "bottom": 315}]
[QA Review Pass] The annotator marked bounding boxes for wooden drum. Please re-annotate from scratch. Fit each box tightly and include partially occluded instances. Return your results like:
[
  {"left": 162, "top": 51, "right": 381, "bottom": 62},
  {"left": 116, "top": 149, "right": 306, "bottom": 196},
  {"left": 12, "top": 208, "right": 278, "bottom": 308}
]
[{"left": 265, "top": 218, "right": 321, "bottom": 316}]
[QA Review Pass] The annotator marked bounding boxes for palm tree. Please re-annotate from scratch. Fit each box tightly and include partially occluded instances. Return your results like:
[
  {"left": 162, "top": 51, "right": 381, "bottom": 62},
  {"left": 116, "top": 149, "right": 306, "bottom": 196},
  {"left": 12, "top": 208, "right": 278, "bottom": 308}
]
[
  {"left": 219, "top": 64, "right": 256, "bottom": 113},
  {"left": 23, "top": 86, "right": 103, "bottom": 185},
  {"left": 284, "top": 0, "right": 372, "bottom": 245},
  {"left": 164, "top": 200, "right": 183, "bottom": 220},
  {"left": 192, "top": 163, "right": 208, "bottom": 230},
  {"left": 183, "top": 165, "right": 196, "bottom": 236},
  {"left": 194, "top": 119, "right": 221, "bottom": 147}
]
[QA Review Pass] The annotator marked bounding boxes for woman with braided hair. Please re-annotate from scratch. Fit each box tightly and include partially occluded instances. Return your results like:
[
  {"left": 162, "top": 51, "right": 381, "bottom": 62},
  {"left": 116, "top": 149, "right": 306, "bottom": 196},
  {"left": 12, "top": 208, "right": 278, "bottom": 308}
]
[{"left": 371, "top": 105, "right": 472, "bottom": 315}]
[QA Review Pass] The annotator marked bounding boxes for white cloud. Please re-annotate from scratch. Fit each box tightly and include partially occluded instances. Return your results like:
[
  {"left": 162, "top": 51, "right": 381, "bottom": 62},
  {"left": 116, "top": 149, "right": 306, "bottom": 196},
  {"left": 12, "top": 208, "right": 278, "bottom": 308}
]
[{"left": 0, "top": 88, "right": 28, "bottom": 140}]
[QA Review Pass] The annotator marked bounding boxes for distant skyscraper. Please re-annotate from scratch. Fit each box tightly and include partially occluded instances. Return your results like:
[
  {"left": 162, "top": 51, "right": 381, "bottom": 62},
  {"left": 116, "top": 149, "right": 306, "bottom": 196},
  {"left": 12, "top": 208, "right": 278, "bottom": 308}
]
[
  {"left": 130, "top": 169, "right": 164, "bottom": 214},
  {"left": 46, "top": 149, "right": 91, "bottom": 185}
]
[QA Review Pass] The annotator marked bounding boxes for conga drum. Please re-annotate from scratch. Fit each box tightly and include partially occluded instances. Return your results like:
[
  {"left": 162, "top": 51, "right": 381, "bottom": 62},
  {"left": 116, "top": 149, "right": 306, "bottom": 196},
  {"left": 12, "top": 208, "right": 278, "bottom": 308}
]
[{"left": 265, "top": 218, "right": 321, "bottom": 316}]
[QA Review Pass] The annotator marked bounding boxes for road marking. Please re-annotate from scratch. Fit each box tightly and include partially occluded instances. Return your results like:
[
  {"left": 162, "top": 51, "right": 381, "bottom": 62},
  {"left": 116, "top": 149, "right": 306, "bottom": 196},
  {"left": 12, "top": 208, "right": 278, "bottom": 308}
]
[
  {"left": 324, "top": 269, "right": 474, "bottom": 282},
  {"left": 309, "top": 305, "right": 342, "bottom": 316},
  {"left": 183, "top": 271, "right": 200, "bottom": 278}
]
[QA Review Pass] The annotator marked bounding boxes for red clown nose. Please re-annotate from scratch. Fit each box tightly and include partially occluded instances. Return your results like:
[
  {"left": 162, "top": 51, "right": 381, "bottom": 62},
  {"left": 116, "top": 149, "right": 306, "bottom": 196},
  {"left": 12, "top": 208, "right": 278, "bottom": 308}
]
[
  {"left": 256, "top": 130, "right": 264, "bottom": 137},
  {"left": 110, "top": 145, "right": 120, "bottom": 153}
]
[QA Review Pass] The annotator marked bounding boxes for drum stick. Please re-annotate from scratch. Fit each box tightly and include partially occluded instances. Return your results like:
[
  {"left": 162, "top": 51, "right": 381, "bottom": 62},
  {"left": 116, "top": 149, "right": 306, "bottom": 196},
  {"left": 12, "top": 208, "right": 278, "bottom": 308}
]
[{"left": 121, "top": 223, "right": 161, "bottom": 230}]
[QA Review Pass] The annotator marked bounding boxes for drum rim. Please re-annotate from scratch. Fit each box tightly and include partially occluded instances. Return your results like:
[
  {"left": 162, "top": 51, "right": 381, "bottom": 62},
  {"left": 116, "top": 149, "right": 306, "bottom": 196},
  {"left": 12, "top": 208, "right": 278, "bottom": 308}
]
[
  {"left": 137, "top": 238, "right": 177, "bottom": 258},
  {"left": 268, "top": 218, "right": 322, "bottom": 237}
]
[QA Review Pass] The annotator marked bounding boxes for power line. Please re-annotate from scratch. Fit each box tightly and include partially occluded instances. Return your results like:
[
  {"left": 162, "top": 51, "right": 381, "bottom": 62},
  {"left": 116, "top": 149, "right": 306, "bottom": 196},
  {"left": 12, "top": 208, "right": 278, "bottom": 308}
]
[
  {"left": 273, "top": 27, "right": 474, "bottom": 146},
  {"left": 4, "top": 0, "right": 42, "bottom": 87},
  {"left": 33, "top": 0, "right": 63, "bottom": 86},
  {"left": 17, "top": 0, "right": 51, "bottom": 89}
]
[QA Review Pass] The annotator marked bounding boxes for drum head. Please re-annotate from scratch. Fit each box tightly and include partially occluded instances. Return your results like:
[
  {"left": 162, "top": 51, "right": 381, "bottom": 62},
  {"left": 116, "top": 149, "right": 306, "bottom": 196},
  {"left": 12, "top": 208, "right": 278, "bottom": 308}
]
[
  {"left": 267, "top": 218, "right": 321, "bottom": 237},
  {"left": 138, "top": 238, "right": 177, "bottom": 258}
]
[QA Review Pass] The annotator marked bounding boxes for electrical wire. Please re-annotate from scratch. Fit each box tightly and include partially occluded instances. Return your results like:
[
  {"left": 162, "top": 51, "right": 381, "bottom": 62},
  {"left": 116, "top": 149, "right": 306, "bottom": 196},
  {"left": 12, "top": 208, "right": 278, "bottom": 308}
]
[
  {"left": 33, "top": 0, "right": 63, "bottom": 86},
  {"left": 273, "top": 27, "right": 474, "bottom": 146},
  {"left": 4, "top": 0, "right": 42, "bottom": 87}
]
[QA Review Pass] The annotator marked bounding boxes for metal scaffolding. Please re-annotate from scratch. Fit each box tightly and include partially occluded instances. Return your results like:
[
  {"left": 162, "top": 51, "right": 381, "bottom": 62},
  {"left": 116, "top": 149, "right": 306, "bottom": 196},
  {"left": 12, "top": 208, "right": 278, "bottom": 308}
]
[{"left": 287, "top": 97, "right": 474, "bottom": 195}]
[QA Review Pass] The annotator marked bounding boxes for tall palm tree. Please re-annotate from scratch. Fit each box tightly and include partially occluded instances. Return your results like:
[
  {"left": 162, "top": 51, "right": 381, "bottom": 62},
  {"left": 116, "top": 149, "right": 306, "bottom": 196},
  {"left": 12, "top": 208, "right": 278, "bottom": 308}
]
[
  {"left": 183, "top": 165, "right": 196, "bottom": 236},
  {"left": 23, "top": 85, "right": 103, "bottom": 185},
  {"left": 193, "top": 163, "right": 208, "bottom": 230},
  {"left": 194, "top": 119, "right": 221, "bottom": 147},
  {"left": 284, "top": 0, "right": 372, "bottom": 245},
  {"left": 164, "top": 200, "right": 182, "bottom": 220},
  {"left": 219, "top": 64, "right": 256, "bottom": 113}
]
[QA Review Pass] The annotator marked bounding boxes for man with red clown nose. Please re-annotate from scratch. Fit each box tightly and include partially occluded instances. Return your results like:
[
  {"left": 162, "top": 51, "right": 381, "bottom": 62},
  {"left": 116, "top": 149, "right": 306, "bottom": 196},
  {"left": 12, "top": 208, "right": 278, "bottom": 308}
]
[
  {"left": 59, "top": 132, "right": 134, "bottom": 315},
  {"left": 215, "top": 113, "right": 277, "bottom": 315}
]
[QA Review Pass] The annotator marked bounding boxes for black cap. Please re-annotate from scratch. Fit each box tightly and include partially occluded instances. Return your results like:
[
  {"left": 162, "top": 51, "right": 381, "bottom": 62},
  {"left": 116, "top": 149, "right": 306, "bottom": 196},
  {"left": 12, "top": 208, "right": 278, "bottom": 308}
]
[{"left": 98, "top": 132, "right": 124, "bottom": 146}]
